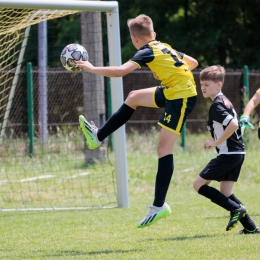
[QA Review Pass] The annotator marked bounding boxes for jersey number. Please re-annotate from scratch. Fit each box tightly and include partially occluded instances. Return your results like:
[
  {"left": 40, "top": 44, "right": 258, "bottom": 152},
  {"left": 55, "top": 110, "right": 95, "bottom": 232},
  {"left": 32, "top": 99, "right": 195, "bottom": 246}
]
[
  {"left": 164, "top": 113, "right": 171, "bottom": 124},
  {"left": 161, "top": 48, "right": 184, "bottom": 67}
]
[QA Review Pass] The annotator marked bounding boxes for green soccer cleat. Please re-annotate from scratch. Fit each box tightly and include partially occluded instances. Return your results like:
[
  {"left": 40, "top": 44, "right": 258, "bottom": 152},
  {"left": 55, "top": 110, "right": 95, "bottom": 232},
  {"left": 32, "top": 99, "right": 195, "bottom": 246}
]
[
  {"left": 226, "top": 205, "right": 247, "bottom": 231},
  {"left": 79, "top": 115, "right": 101, "bottom": 150},
  {"left": 237, "top": 227, "right": 260, "bottom": 235},
  {"left": 137, "top": 202, "right": 171, "bottom": 228}
]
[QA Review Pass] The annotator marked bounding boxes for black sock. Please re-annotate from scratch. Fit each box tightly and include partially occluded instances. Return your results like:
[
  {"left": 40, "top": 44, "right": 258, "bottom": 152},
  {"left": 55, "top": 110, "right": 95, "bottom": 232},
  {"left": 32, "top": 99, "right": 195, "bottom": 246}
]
[
  {"left": 229, "top": 194, "right": 256, "bottom": 230},
  {"left": 153, "top": 154, "right": 174, "bottom": 207},
  {"left": 97, "top": 103, "right": 135, "bottom": 141},
  {"left": 198, "top": 185, "right": 239, "bottom": 211}
]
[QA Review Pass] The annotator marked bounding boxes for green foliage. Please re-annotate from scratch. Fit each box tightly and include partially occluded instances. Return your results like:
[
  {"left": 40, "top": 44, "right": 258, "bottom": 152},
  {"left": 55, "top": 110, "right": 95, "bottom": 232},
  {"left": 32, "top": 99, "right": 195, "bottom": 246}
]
[
  {"left": 111, "top": 0, "right": 260, "bottom": 69},
  {"left": 22, "top": 2, "right": 260, "bottom": 69}
]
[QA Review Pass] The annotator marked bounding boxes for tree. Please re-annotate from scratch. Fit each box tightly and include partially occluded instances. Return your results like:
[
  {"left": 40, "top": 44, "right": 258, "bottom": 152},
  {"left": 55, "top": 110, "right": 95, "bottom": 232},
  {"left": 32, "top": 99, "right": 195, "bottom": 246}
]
[{"left": 113, "top": 0, "right": 260, "bottom": 69}]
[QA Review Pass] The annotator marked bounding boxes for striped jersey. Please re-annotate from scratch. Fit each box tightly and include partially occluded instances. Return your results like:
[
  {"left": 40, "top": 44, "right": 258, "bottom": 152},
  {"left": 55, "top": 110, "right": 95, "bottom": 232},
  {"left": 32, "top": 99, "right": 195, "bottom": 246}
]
[
  {"left": 129, "top": 40, "right": 197, "bottom": 100},
  {"left": 207, "top": 93, "right": 245, "bottom": 154}
]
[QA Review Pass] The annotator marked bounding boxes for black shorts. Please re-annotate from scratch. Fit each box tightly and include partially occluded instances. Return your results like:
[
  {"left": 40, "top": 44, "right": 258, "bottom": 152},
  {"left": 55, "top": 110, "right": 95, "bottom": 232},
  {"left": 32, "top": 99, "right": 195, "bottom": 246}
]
[
  {"left": 199, "top": 154, "right": 245, "bottom": 182},
  {"left": 153, "top": 86, "right": 197, "bottom": 135}
]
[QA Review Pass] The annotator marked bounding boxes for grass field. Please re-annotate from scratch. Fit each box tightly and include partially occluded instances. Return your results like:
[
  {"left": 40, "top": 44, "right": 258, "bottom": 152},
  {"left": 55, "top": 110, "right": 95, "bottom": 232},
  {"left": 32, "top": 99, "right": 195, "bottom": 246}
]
[{"left": 1, "top": 130, "right": 260, "bottom": 259}]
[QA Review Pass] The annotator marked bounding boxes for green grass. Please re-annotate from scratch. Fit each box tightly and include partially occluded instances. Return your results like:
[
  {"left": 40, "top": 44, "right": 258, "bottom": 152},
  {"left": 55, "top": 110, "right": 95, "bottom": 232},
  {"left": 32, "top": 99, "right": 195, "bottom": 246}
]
[{"left": 1, "top": 130, "right": 260, "bottom": 259}]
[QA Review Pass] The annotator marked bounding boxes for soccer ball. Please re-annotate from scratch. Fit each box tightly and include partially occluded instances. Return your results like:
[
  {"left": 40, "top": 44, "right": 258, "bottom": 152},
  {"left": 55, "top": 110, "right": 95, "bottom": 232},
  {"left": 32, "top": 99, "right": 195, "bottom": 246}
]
[{"left": 60, "top": 43, "right": 88, "bottom": 72}]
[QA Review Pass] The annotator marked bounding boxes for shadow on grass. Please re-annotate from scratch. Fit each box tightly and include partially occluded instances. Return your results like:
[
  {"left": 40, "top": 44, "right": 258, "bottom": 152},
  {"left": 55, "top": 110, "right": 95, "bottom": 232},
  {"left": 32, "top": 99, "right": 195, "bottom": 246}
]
[
  {"left": 204, "top": 212, "right": 260, "bottom": 219},
  {"left": 13, "top": 249, "right": 143, "bottom": 259},
  {"left": 141, "top": 233, "right": 227, "bottom": 242},
  {"left": 167, "top": 233, "right": 227, "bottom": 241}
]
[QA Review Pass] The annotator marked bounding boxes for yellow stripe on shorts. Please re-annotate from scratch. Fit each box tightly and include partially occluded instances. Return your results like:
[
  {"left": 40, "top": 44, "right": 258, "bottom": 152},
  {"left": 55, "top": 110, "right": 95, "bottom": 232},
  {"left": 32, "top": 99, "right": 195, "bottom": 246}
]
[{"left": 176, "top": 98, "right": 187, "bottom": 133}]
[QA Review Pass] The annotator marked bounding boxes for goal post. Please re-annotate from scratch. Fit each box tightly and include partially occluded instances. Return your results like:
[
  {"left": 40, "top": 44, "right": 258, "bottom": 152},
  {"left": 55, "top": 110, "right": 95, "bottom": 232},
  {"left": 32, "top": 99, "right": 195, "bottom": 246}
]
[{"left": 0, "top": 0, "right": 129, "bottom": 208}]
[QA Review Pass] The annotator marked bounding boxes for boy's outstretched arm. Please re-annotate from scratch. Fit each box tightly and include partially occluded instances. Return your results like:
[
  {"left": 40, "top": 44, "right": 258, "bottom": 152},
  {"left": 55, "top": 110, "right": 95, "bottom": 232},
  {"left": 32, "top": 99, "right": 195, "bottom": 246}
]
[
  {"left": 183, "top": 54, "right": 198, "bottom": 70},
  {"left": 243, "top": 92, "right": 260, "bottom": 116},
  {"left": 76, "top": 60, "right": 138, "bottom": 77}
]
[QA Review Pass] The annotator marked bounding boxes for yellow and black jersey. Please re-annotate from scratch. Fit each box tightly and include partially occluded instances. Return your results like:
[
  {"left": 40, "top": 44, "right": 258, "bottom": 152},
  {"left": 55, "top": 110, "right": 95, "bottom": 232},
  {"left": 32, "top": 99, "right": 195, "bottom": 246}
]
[{"left": 129, "top": 40, "right": 197, "bottom": 100}]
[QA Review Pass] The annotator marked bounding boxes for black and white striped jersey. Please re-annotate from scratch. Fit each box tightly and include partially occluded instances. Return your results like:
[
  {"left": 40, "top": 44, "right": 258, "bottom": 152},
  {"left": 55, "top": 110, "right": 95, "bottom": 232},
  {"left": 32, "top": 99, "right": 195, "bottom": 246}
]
[{"left": 207, "top": 93, "right": 245, "bottom": 154}]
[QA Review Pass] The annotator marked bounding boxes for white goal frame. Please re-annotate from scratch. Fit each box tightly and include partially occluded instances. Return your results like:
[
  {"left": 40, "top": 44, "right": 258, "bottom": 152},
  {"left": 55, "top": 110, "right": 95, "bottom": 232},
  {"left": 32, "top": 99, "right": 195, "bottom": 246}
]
[{"left": 0, "top": 0, "right": 129, "bottom": 208}]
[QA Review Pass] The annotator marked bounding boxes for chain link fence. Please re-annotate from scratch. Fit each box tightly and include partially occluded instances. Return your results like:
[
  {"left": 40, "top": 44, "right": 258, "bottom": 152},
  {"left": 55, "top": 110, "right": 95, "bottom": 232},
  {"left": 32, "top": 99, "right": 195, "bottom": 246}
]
[{"left": 3, "top": 67, "right": 260, "bottom": 139}]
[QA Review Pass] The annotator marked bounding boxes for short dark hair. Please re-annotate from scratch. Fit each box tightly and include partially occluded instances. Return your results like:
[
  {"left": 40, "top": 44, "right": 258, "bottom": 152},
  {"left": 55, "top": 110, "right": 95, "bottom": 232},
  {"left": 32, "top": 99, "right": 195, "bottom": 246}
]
[{"left": 200, "top": 65, "right": 225, "bottom": 83}]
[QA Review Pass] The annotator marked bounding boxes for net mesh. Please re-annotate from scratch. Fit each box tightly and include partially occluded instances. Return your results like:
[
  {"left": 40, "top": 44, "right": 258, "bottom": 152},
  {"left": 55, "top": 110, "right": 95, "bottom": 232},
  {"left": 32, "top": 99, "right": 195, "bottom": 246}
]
[
  {"left": 0, "top": 8, "right": 117, "bottom": 210},
  {"left": 0, "top": 9, "right": 79, "bottom": 123},
  {"left": 0, "top": 9, "right": 78, "bottom": 35}
]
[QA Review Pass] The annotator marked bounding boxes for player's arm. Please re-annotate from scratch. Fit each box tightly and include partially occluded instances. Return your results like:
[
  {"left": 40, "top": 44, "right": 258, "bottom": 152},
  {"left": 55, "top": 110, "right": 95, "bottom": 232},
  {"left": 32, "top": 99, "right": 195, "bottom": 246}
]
[
  {"left": 239, "top": 92, "right": 260, "bottom": 131},
  {"left": 243, "top": 92, "right": 260, "bottom": 116},
  {"left": 204, "top": 119, "right": 238, "bottom": 149},
  {"left": 76, "top": 60, "right": 138, "bottom": 77},
  {"left": 182, "top": 54, "right": 198, "bottom": 70}
]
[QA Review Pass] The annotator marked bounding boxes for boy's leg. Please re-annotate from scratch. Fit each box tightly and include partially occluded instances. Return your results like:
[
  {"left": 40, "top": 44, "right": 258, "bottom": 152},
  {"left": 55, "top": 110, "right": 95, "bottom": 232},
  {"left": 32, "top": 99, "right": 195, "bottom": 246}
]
[
  {"left": 137, "top": 129, "right": 178, "bottom": 228},
  {"left": 153, "top": 128, "right": 179, "bottom": 206},
  {"left": 153, "top": 154, "right": 173, "bottom": 207},
  {"left": 194, "top": 154, "right": 247, "bottom": 231},
  {"left": 220, "top": 182, "right": 256, "bottom": 231},
  {"left": 194, "top": 176, "right": 247, "bottom": 231},
  {"left": 79, "top": 87, "right": 157, "bottom": 149},
  {"left": 137, "top": 96, "right": 197, "bottom": 228},
  {"left": 218, "top": 157, "right": 257, "bottom": 233},
  {"left": 228, "top": 193, "right": 259, "bottom": 234},
  {"left": 194, "top": 178, "right": 239, "bottom": 210},
  {"left": 99, "top": 87, "right": 157, "bottom": 140},
  {"left": 97, "top": 103, "right": 135, "bottom": 141}
]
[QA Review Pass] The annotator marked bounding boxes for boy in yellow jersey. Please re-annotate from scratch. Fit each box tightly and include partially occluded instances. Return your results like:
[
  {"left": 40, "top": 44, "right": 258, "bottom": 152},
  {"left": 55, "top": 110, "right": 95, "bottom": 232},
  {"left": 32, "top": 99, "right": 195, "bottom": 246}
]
[
  {"left": 240, "top": 88, "right": 260, "bottom": 137},
  {"left": 76, "top": 14, "right": 198, "bottom": 228}
]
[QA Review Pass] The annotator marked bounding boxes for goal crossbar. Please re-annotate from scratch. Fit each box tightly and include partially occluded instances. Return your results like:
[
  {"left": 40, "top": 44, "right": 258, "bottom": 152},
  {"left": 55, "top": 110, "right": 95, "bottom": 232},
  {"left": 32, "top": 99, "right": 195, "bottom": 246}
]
[
  {"left": 0, "top": 0, "right": 118, "bottom": 12},
  {"left": 0, "top": 0, "right": 129, "bottom": 208}
]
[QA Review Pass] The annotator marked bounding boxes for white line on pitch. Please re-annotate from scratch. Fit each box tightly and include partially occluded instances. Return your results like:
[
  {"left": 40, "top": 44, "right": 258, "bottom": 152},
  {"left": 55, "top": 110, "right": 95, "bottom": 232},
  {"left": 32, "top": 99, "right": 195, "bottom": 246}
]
[
  {"left": 18, "top": 175, "right": 55, "bottom": 182},
  {"left": 71, "top": 172, "right": 90, "bottom": 178}
]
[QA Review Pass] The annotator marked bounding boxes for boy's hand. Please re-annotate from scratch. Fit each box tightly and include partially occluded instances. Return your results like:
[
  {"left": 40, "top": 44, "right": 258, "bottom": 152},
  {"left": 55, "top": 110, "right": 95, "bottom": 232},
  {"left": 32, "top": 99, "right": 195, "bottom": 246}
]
[
  {"left": 203, "top": 140, "right": 217, "bottom": 149},
  {"left": 76, "top": 60, "right": 94, "bottom": 72},
  {"left": 239, "top": 114, "right": 255, "bottom": 135}
]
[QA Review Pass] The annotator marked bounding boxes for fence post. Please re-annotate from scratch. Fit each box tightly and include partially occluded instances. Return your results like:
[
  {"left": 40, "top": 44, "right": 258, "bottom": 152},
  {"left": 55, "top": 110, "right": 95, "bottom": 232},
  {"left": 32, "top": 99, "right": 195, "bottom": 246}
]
[
  {"left": 243, "top": 65, "right": 249, "bottom": 103},
  {"left": 243, "top": 65, "right": 250, "bottom": 144},
  {"left": 27, "top": 62, "right": 34, "bottom": 156}
]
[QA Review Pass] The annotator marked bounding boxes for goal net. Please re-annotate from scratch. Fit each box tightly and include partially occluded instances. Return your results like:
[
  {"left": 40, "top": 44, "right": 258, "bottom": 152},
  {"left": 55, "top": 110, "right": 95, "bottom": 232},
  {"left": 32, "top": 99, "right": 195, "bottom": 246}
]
[{"left": 0, "top": 1, "right": 128, "bottom": 211}]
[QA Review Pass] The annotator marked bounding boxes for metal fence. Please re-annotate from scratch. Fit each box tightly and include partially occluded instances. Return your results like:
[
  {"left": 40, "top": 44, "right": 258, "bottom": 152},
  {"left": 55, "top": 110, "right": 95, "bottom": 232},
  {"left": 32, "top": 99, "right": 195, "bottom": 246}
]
[{"left": 4, "top": 67, "right": 260, "bottom": 138}]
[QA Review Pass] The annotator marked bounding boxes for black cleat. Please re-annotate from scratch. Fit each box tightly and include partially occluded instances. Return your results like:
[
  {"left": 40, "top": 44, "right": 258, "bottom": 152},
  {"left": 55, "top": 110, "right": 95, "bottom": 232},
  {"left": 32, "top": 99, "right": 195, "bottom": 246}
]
[{"left": 226, "top": 205, "right": 247, "bottom": 231}]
